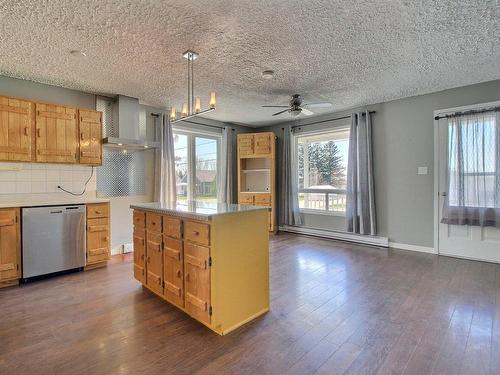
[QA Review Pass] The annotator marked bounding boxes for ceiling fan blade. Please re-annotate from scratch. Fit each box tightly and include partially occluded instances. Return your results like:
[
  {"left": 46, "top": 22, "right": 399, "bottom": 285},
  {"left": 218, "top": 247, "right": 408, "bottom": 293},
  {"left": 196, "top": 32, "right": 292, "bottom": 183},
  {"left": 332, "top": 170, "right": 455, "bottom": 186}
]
[
  {"left": 303, "top": 102, "right": 333, "bottom": 108},
  {"left": 262, "top": 105, "right": 289, "bottom": 108},
  {"left": 272, "top": 109, "right": 291, "bottom": 116},
  {"left": 300, "top": 107, "right": 314, "bottom": 116}
]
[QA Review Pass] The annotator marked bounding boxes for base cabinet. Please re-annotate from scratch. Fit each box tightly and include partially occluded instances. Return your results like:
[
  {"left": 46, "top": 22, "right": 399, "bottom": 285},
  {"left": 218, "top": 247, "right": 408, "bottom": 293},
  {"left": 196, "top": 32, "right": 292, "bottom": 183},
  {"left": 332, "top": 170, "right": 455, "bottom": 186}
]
[
  {"left": 0, "top": 208, "right": 21, "bottom": 287},
  {"left": 86, "top": 203, "right": 110, "bottom": 267},
  {"left": 132, "top": 208, "right": 269, "bottom": 335}
]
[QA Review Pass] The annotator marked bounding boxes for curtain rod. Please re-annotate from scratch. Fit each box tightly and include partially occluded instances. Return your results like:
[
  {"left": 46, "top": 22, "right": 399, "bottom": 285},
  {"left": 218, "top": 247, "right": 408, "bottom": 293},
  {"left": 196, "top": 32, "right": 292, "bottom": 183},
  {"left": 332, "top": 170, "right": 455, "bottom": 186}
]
[
  {"left": 434, "top": 106, "right": 500, "bottom": 120},
  {"left": 289, "top": 111, "right": 376, "bottom": 130},
  {"left": 150, "top": 113, "right": 235, "bottom": 131}
]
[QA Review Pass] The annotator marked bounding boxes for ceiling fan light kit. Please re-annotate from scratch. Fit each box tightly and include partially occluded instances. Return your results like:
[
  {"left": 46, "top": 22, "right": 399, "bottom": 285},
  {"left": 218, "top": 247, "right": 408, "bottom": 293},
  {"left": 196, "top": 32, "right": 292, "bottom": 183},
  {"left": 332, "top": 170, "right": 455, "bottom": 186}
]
[
  {"left": 262, "top": 94, "right": 332, "bottom": 118},
  {"left": 170, "top": 50, "right": 216, "bottom": 123}
]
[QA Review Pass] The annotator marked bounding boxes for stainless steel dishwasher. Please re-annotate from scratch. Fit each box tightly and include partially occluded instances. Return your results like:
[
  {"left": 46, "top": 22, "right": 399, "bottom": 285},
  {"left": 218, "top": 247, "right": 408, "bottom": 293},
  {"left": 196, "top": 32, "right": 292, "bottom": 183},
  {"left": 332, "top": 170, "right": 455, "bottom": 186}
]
[{"left": 22, "top": 205, "right": 86, "bottom": 280}]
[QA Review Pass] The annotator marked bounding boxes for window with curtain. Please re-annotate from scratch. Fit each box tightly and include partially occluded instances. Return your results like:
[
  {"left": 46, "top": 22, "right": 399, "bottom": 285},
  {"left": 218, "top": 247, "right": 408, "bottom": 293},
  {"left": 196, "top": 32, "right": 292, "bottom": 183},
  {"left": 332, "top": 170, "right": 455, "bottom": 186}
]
[
  {"left": 173, "top": 130, "right": 220, "bottom": 203},
  {"left": 296, "top": 127, "right": 350, "bottom": 215},
  {"left": 442, "top": 110, "right": 500, "bottom": 227}
]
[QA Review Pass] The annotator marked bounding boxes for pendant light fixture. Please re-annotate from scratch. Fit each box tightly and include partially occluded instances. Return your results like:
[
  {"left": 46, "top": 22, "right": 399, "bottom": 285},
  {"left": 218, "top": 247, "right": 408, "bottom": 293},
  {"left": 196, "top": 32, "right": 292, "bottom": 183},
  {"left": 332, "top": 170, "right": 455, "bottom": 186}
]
[{"left": 170, "top": 50, "right": 216, "bottom": 123}]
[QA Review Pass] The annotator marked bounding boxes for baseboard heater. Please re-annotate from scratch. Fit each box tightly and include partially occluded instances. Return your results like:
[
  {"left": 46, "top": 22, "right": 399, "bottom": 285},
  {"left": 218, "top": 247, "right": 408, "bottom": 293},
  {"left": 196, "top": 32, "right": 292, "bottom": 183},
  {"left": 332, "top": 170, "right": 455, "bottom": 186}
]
[{"left": 279, "top": 225, "right": 389, "bottom": 247}]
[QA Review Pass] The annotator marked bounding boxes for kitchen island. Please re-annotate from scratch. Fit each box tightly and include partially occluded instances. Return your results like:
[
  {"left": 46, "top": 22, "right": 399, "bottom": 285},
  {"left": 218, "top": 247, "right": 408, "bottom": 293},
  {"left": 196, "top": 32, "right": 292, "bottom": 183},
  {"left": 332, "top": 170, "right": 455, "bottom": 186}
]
[{"left": 131, "top": 201, "right": 270, "bottom": 335}]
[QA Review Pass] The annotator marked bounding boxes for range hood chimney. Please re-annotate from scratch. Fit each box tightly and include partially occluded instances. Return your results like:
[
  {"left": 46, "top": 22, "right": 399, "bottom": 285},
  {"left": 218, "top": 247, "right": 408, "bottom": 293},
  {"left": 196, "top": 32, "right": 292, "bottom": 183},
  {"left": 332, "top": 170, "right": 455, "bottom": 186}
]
[{"left": 102, "top": 95, "right": 159, "bottom": 150}]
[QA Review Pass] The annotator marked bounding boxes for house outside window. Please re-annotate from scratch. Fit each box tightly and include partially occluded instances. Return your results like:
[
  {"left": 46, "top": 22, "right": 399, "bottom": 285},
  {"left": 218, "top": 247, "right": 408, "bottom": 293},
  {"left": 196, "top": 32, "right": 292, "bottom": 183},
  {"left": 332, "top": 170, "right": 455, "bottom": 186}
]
[
  {"left": 173, "top": 128, "right": 220, "bottom": 203},
  {"left": 297, "top": 127, "right": 350, "bottom": 215}
]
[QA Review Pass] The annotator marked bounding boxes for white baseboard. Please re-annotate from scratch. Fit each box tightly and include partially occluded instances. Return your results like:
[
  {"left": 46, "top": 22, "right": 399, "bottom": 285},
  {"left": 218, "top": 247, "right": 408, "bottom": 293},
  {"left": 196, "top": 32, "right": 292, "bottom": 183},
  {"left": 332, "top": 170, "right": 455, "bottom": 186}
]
[
  {"left": 111, "top": 244, "right": 123, "bottom": 256},
  {"left": 389, "top": 241, "right": 437, "bottom": 254},
  {"left": 279, "top": 225, "right": 389, "bottom": 247}
]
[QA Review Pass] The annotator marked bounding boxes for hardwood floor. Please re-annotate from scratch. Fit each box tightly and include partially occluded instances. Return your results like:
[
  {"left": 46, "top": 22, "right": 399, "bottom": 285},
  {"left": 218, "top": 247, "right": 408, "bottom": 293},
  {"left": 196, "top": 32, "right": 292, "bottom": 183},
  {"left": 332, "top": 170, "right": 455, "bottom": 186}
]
[{"left": 1, "top": 233, "right": 499, "bottom": 375}]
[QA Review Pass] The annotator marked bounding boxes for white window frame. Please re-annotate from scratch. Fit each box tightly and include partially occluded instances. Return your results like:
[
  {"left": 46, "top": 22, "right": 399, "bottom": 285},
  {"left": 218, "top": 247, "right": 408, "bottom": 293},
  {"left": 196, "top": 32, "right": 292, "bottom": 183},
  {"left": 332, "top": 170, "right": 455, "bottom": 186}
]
[
  {"left": 295, "top": 126, "right": 350, "bottom": 217},
  {"left": 172, "top": 126, "right": 221, "bottom": 202}
]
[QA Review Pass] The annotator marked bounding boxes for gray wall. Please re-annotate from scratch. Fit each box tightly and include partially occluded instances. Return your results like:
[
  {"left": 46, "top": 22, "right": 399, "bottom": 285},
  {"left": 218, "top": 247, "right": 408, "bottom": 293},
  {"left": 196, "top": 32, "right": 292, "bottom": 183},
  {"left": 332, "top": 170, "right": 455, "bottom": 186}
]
[
  {"left": 0, "top": 75, "right": 95, "bottom": 108},
  {"left": 263, "top": 79, "right": 500, "bottom": 248}
]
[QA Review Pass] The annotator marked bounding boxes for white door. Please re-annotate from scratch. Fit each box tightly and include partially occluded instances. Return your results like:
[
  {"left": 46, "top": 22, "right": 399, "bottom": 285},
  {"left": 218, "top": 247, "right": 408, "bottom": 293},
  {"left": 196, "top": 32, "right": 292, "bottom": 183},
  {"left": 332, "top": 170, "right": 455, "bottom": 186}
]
[{"left": 437, "top": 111, "right": 500, "bottom": 263}]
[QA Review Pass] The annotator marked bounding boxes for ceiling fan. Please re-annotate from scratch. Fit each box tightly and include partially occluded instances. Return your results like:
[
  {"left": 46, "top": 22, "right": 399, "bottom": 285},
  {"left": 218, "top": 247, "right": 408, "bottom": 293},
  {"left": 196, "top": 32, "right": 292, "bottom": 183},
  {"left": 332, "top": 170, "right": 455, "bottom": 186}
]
[{"left": 262, "top": 94, "right": 332, "bottom": 117}]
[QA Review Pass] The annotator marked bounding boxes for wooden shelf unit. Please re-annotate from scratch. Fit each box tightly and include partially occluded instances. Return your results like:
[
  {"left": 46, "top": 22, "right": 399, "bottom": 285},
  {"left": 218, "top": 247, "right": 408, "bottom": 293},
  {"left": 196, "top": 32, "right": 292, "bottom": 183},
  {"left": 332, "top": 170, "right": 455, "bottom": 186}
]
[{"left": 237, "top": 132, "right": 277, "bottom": 233}]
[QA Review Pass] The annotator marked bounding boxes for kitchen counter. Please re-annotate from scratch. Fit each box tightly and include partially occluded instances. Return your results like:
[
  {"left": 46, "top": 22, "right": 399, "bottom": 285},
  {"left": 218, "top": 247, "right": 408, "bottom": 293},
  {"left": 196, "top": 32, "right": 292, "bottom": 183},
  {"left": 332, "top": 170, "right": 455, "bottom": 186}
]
[
  {"left": 0, "top": 194, "right": 110, "bottom": 208},
  {"left": 130, "top": 201, "right": 269, "bottom": 221}
]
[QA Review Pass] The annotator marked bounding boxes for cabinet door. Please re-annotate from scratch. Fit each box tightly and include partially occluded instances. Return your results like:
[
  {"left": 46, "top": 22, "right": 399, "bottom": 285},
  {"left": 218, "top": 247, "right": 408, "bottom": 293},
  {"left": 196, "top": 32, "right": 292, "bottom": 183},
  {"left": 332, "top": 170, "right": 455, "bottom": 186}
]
[
  {"left": 0, "top": 208, "right": 20, "bottom": 282},
  {"left": 254, "top": 133, "right": 272, "bottom": 155},
  {"left": 146, "top": 231, "right": 163, "bottom": 295},
  {"left": 163, "top": 237, "right": 184, "bottom": 308},
  {"left": 184, "top": 242, "right": 210, "bottom": 324},
  {"left": 133, "top": 227, "right": 146, "bottom": 284},
  {"left": 78, "top": 109, "right": 102, "bottom": 165},
  {"left": 238, "top": 134, "right": 254, "bottom": 157},
  {"left": 0, "top": 96, "right": 33, "bottom": 162},
  {"left": 87, "top": 217, "right": 110, "bottom": 264},
  {"left": 35, "top": 103, "right": 77, "bottom": 163}
]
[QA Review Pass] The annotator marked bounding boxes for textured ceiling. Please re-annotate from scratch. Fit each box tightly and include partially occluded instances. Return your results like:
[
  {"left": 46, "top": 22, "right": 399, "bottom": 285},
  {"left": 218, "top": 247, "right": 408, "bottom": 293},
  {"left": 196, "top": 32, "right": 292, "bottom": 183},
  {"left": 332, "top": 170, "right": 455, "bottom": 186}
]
[{"left": 0, "top": 0, "right": 499, "bottom": 127}]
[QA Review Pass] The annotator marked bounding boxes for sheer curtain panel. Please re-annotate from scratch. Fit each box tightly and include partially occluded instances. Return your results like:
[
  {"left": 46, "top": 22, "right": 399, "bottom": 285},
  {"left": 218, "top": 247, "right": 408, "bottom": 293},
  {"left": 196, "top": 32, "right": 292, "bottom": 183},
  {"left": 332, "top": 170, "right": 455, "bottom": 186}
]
[
  {"left": 280, "top": 126, "right": 303, "bottom": 226},
  {"left": 346, "top": 111, "right": 376, "bottom": 235},
  {"left": 441, "top": 111, "right": 500, "bottom": 227},
  {"left": 154, "top": 114, "right": 177, "bottom": 203}
]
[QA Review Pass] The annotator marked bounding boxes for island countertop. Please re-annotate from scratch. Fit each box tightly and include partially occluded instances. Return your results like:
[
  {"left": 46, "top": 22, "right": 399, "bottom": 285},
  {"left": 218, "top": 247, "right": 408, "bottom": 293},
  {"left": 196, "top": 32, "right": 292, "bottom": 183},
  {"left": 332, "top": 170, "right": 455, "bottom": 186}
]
[{"left": 130, "top": 201, "right": 270, "bottom": 221}]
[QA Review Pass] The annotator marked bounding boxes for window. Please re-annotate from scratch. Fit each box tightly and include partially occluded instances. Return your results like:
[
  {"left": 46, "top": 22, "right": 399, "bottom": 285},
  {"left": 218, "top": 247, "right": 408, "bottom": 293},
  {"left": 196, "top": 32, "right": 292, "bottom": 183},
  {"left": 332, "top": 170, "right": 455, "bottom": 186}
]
[
  {"left": 173, "top": 130, "right": 220, "bottom": 203},
  {"left": 297, "top": 128, "right": 350, "bottom": 214}
]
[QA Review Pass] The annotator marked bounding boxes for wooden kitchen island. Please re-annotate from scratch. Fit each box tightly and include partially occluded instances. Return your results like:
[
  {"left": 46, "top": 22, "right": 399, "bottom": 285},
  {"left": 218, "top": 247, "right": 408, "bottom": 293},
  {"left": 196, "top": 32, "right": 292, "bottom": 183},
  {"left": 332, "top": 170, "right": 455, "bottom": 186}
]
[{"left": 131, "top": 201, "right": 270, "bottom": 335}]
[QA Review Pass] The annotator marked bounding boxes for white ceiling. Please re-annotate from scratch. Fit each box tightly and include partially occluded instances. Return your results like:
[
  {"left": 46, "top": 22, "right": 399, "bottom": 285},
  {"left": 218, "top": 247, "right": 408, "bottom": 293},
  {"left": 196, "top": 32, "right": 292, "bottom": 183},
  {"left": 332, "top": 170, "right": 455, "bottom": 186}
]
[{"left": 0, "top": 0, "right": 499, "bottom": 127}]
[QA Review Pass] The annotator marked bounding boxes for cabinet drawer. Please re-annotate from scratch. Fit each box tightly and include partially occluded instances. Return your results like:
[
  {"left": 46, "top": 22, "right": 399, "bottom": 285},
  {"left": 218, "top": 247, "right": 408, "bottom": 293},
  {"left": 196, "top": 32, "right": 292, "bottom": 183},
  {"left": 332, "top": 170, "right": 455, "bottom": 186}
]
[
  {"left": 184, "top": 221, "right": 210, "bottom": 246},
  {"left": 133, "top": 210, "right": 146, "bottom": 228},
  {"left": 163, "top": 216, "right": 181, "bottom": 239},
  {"left": 87, "top": 203, "right": 109, "bottom": 218},
  {"left": 87, "top": 252, "right": 109, "bottom": 264},
  {"left": 239, "top": 194, "right": 254, "bottom": 204},
  {"left": 146, "top": 213, "right": 162, "bottom": 233},
  {"left": 254, "top": 194, "right": 271, "bottom": 205}
]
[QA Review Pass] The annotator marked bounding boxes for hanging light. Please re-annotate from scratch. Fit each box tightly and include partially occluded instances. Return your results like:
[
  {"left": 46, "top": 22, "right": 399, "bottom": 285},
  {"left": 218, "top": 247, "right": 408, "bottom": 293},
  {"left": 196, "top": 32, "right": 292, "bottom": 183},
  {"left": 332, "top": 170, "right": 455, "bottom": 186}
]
[
  {"left": 194, "top": 97, "right": 201, "bottom": 113},
  {"left": 171, "top": 50, "right": 217, "bottom": 123},
  {"left": 209, "top": 92, "right": 216, "bottom": 108}
]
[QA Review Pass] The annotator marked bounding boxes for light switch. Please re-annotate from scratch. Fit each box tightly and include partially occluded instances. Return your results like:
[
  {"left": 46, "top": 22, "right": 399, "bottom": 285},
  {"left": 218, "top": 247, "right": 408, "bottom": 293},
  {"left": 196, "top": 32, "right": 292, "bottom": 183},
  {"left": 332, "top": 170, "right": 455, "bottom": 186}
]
[{"left": 417, "top": 166, "right": 428, "bottom": 175}]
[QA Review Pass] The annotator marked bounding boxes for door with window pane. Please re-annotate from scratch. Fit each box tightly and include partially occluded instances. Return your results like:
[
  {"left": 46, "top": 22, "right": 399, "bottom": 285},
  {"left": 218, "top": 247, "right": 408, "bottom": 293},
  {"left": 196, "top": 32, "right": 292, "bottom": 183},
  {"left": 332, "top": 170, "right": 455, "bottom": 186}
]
[
  {"left": 195, "top": 136, "right": 218, "bottom": 203},
  {"left": 437, "top": 110, "right": 500, "bottom": 263},
  {"left": 173, "top": 131, "right": 219, "bottom": 203},
  {"left": 173, "top": 133, "right": 189, "bottom": 202}
]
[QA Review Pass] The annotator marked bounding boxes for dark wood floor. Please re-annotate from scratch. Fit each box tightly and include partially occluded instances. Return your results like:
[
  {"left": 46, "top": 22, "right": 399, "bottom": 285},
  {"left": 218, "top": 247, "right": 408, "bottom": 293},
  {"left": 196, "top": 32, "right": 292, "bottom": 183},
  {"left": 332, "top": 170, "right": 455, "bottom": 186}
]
[{"left": 1, "top": 233, "right": 499, "bottom": 375}]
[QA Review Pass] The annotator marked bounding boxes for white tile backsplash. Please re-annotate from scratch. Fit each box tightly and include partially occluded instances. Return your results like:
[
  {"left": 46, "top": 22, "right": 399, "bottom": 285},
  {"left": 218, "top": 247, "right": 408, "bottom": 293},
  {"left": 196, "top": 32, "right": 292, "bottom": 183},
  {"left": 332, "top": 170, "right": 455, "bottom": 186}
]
[{"left": 0, "top": 163, "right": 96, "bottom": 195}]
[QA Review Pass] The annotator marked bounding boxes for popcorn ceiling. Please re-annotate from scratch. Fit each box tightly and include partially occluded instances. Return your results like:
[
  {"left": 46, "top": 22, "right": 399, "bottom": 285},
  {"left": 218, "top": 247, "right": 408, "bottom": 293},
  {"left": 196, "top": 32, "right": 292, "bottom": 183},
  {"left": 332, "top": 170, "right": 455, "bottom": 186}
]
[{"left": 0, "top": 0, "right": 498, "bottom": 126}]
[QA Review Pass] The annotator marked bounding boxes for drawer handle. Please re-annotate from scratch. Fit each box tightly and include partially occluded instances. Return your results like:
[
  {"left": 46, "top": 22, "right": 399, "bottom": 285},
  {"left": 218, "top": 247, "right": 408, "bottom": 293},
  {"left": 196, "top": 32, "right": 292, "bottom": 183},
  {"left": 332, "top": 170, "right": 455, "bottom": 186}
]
[
  {"left": 177, "top": 270, "right": 181, "bottom": 278},
  {"left": 37, "top": 128, "right": 41, "bottom": 137},
  {"left": 95, "top": 210, "right": 102, "bottom": 214},
  {"left": 24, "top": 127, "right": 29, "bottom": 136},
  {"left": 192, "top": 230, "right": 199, "bottom": 236},
  {"left": 185, "top": 273, "right": 190, "bottom": 281},
  {"left": 80, "top": 132, "right": 84, "bottom": 140}
]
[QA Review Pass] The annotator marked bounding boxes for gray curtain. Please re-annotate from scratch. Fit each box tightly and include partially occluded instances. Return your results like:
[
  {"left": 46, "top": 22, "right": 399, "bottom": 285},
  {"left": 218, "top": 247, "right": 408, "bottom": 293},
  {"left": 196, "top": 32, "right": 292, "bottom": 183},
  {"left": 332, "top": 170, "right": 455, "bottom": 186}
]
[
  {"left": 280, "top": 126, "right": 302, "bottom": 226},
  {"left": 346, "top": 111, "right": 376, "bottom": 235},
  {"left": 217, "top": 127, "right": 234, "bottom": 204},
  {"left": 441, "top": 111, "right": 500, "bottom": 227},
  {"left": 154, "top": 114, "right": 176, "bottom": 203}
]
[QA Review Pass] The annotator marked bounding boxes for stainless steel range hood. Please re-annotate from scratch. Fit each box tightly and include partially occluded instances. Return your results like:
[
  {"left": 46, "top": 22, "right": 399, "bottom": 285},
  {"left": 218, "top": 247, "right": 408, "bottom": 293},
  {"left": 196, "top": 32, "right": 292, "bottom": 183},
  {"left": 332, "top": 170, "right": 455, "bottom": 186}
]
[{"left": 102, "top": 95, "right": 159, "bottom": 150}]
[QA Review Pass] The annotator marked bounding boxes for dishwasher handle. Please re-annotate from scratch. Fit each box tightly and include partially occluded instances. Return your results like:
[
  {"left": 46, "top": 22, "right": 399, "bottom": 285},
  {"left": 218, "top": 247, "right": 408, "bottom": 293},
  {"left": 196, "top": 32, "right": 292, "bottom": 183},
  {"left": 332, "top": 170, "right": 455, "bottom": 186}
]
[{"left": 50, "top": 210, "right": 63, "bottom": 214}]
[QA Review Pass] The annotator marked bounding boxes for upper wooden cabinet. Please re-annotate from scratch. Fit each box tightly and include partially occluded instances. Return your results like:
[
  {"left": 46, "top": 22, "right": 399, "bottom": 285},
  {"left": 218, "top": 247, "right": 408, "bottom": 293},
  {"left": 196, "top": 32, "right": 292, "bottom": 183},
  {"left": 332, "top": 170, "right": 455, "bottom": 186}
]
[
  {"left": 35, "top": 103, "right": 78, "bottom": 163},
  {"left": 0, "top": 94, "right": 103, "bottom": 165},
  {"left": 237, "top": 132, "right": 274, "bottom": 158},
  {"left": 78, "top": 109, "right": 102, "bottom": 165},
  {"left": 0, "top": 208, "right": 21, "bottom": 286},
  {"left": 237, "top": 134, "right": 254, "bottom": 157},
  {"left": 0, "top": 96, "right": 33, "bottom": 162}
]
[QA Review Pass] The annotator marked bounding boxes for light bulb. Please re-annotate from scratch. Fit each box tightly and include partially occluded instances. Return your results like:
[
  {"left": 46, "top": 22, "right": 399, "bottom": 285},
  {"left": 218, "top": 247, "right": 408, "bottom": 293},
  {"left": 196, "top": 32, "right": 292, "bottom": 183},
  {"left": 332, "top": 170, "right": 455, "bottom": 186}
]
[
  {"left": 195, "top": 97, "right": 201, "bottom": 113},
  {"left": 170, "top": 107, "right": 176, "bottom": 120},
  {"left": 209, "top": 92, "right": 216, "bottom": 108},
  {"left": 181, "top": 103, "right": 188, "bottom": 116}
]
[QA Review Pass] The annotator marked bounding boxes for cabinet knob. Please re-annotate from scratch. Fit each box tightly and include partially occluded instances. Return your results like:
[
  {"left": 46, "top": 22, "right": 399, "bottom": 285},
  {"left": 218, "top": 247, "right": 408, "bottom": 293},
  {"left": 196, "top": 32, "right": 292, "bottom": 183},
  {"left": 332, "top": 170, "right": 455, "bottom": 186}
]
[
  {"left": 186, "top": 273, "right": 190, "bottom": 281},
  {"left": 141, "top": 254, "right": 144, "bottom": 260},
  {"left": 177, "top": 270, "right": 181, "bottom": 278},
  {"left": 192, "top": 230, "right": 199, "bottom": 236}
]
